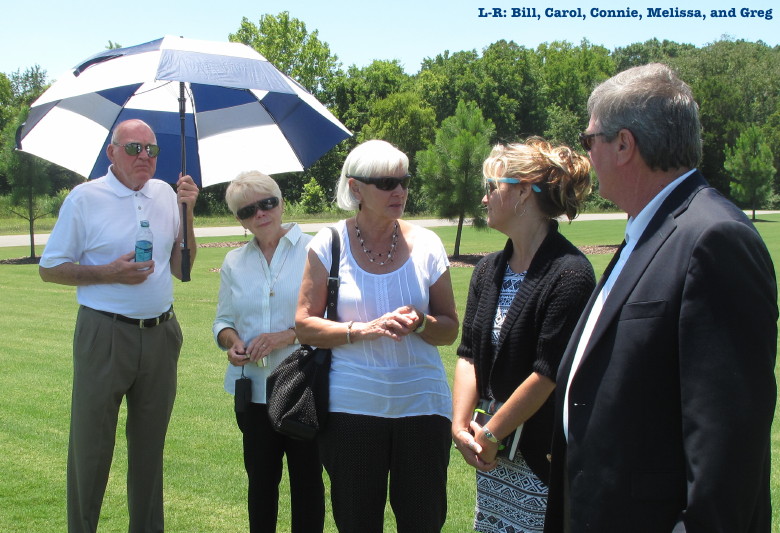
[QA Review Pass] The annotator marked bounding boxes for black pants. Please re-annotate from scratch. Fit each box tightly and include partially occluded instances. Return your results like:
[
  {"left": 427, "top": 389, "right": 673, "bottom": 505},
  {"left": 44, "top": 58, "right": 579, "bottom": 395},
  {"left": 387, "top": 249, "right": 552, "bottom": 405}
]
[
  {"left": 318, "top": 413, "right": 451, "bottom": 533},
  {"left": 235, "top": 402, "right": 325, "bottom": 533}
]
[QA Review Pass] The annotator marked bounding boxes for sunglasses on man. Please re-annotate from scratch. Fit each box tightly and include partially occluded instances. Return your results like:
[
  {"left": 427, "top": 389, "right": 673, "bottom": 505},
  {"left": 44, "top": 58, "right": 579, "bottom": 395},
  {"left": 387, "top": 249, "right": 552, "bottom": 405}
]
[
  {"left": 113, "top": 142, "right": 161, "bottom": 158},
  {"left": 578, "top": 131, "right": 608, "bottom": 152},
  {"left": 236, "top": 197, "right": 280, "bottom": 219},
  {"left": 348, "top": 175, "right": 411, "bottom": 191}
]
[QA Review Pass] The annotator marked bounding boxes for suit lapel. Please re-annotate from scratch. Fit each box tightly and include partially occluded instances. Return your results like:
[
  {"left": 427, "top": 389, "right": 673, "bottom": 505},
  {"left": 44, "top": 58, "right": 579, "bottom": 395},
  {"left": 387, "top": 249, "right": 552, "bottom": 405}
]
[{"left": 570, "top": 172, "right": 708, "bottom": 373}]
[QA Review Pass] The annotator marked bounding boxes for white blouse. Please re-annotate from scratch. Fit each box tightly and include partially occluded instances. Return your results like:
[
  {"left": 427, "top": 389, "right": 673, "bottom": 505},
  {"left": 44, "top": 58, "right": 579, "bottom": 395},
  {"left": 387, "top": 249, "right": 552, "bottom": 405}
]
[
  {"left": 308, "top": 220, "right": 452, "bottom": 419},
  {"left": 213, "top": 223, "right": 312, "bottom": 403}
]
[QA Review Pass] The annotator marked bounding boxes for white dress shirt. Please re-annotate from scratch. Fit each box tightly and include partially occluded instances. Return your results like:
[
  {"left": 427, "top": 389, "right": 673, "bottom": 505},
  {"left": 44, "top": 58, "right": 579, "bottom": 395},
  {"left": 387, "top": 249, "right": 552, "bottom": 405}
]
[{"left": 213, "top": 223, "right": 312, "bottom": 403}]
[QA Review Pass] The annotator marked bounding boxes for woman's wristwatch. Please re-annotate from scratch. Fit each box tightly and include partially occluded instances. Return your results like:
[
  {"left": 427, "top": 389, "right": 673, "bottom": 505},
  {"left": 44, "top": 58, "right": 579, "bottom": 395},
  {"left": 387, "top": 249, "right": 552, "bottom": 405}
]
[{"left": 414, "top": 311, "right": 427, "bottom": 333}]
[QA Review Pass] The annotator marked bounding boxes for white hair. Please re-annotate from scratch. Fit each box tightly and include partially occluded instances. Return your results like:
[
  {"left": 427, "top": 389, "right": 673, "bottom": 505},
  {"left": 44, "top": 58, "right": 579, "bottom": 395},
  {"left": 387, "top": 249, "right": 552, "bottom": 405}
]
[{"left": 335, "top": 140, "right": 409, "bottom": 210}]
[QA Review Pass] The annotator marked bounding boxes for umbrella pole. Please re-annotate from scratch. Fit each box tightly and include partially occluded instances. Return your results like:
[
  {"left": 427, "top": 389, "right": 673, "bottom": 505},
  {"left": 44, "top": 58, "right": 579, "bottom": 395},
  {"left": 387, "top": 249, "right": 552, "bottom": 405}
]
[{"left": 179, "top": 81, "right": 191, "bottom": 282}]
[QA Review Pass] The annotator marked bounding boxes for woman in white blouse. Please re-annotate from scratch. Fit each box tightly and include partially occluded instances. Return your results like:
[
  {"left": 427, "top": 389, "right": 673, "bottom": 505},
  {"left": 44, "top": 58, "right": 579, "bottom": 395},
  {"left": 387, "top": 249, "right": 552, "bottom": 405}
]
[
  {"left": 213, "top": 171, "right": 324, "bottom": 533},
  {"left": 296, "top": 140, "right": 460, "bottom": 533}
]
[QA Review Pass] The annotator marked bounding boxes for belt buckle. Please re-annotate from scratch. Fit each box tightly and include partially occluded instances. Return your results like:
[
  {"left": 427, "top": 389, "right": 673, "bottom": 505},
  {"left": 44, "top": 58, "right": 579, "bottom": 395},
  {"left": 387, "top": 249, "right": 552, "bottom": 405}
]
[{"left": 140, "top": 317, "right": 159, "bottom": 329}]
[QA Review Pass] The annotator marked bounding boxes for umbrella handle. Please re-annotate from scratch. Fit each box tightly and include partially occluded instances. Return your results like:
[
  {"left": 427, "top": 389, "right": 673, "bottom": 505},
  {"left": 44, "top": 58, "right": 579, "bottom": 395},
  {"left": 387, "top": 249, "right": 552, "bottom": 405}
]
[{"left": 181, "top": 202, "right": 191, "bottom": 282}]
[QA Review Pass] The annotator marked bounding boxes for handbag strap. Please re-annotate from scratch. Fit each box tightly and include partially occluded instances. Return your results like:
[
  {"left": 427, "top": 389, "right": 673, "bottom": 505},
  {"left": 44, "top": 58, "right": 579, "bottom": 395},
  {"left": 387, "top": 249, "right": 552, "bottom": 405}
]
[{"left": 325, "top": 226, "right": 341, "bottom": 321}]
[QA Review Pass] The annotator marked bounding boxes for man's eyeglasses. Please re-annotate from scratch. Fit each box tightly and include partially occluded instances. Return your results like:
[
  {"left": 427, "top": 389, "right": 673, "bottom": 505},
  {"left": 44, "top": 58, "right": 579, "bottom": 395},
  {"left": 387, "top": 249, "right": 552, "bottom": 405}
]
[
  {"left": 236, "top": 197, "right": 280, "bottom": 219},
  {"left": 113, "top": 142, "right": 160, "bottom": 158},
  {"left": 578, "top": 132, "right": 607, "bottom": 152},
  {"left": 484, "top": 177, "right": 541, "bottom": 197},
  {"left": 348, "top": 175, "right": 411, "bottom": 191}
]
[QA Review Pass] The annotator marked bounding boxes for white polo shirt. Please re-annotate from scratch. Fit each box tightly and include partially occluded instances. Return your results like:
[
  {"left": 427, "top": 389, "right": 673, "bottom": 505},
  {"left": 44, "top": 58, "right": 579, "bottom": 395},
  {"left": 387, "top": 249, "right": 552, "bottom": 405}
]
[{"left": 40, "top": 167, "right": 180, "bottom": 318}]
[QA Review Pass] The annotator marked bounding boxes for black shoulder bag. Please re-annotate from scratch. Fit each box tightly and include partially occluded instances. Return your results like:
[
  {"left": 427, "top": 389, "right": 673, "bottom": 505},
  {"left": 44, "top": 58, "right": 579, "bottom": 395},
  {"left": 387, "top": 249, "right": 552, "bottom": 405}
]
[{"left": 266, "top": 226, "right": 340, "bottom": 440}]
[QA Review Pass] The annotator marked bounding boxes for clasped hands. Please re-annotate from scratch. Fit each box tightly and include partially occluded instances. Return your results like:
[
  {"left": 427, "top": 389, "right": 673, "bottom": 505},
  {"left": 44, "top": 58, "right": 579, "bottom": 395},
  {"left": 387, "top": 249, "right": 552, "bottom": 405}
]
[
  {"left": 355, "top": 306, "right": 424, "bottom": 343},
  {"left": 453, "top": 422, "right": 499, "bottom": 471},
  {"left": 228, "top": 329, "right": 295, "bottom": 366}
]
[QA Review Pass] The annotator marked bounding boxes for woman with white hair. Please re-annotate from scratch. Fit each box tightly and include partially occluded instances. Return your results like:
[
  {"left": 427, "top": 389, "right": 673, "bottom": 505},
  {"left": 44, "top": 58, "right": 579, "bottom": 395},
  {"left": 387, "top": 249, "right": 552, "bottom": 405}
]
[
  {"left": 296, "top": 140, "right": 460, "bottom": 532},
  {"left": 213, "top": 171, "right": 324, "bottom": 533}
]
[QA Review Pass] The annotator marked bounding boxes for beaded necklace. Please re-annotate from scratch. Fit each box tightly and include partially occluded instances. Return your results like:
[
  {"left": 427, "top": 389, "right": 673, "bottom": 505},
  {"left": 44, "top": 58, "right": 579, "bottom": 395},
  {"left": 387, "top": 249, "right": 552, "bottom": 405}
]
[{"left": 354, "top": 219, "right": 399, "bottom": 266}]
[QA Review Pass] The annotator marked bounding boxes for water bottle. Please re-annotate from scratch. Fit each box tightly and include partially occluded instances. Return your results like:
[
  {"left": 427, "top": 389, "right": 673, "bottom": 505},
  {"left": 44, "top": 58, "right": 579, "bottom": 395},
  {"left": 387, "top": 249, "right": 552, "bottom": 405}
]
[{"left": 135, "top": 220, "right": 153, "bottom": 269}]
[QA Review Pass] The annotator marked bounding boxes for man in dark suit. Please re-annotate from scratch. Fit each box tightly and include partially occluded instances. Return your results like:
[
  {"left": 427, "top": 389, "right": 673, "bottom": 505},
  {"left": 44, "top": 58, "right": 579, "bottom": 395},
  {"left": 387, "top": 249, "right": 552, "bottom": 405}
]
[{"left": 545, "top": 63, "right": 778, "bottom": 532}]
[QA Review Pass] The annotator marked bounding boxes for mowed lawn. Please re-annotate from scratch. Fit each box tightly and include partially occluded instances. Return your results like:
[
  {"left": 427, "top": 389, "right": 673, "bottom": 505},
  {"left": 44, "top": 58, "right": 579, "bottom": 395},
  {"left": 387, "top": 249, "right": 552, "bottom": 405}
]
[{"left": 0, "top": 215, "right": 778, "bottom": 532}]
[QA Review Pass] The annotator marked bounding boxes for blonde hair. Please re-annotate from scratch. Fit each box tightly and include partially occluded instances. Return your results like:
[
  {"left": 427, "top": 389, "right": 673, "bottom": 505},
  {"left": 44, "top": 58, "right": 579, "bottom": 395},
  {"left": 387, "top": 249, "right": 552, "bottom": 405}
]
[
  {"left": 483, "top": 137, "right": 591, "bottom": 221},
  {"left": 225, "top": 170, "right": 282, "bottom": 216}
]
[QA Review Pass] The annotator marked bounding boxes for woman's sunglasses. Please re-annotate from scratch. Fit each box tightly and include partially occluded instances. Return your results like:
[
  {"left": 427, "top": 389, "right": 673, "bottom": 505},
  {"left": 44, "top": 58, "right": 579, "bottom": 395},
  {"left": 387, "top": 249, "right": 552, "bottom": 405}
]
[
  {"left": 113, "top": 142, "right": 160, "bottom": 158},
  {"left": 236, "top": 197, "right": 280, "bottom": 219},
  {"left": 348, "top": 175, "right": 411, "bottom": 191},
  {"left": 484, "top": 177, "right": 541, "bottom": 197}
]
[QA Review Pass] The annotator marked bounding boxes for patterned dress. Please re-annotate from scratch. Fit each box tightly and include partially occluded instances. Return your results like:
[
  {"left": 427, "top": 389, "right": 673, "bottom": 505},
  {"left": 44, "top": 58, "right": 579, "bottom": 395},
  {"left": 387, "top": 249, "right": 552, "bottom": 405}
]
[{"left": 474, "top": 265, "right": 548, "bottom": 533}]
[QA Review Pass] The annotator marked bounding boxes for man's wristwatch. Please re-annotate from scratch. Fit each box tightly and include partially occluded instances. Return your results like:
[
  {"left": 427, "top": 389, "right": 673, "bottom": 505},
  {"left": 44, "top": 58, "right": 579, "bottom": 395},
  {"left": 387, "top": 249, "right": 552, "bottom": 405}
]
[{"left": 482, "top": 426, "right": 499, "bottom": 443}]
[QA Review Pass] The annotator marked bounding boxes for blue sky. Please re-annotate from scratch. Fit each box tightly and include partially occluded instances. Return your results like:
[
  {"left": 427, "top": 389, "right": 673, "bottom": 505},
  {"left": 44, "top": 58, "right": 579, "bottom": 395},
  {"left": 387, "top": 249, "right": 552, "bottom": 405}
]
[{"left": 2, "top": 0, "right": 777, "bottom": 80}]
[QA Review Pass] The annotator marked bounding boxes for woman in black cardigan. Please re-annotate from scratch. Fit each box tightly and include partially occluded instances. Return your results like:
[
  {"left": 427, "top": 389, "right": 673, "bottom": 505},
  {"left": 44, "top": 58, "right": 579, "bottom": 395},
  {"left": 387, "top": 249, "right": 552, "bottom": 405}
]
[{"left": 452, "top": 138, "right": 595, "bottom": 533}]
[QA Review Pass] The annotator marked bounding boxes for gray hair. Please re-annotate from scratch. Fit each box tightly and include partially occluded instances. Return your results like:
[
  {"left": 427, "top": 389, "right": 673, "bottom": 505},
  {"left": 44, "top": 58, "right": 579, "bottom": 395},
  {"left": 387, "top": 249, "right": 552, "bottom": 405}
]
[
  {"left": 588, "top": 63, "right": 702, "bottom": 171},
  {"left": 225, "top": 170, "right": 282, "bottom": 216},
  {"left": 335, "top": 140, "right": 409, "bottom": 210}
]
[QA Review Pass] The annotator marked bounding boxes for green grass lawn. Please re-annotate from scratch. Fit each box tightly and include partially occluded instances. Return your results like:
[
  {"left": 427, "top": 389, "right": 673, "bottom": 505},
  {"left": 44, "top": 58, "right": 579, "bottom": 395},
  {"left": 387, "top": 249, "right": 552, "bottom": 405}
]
[{"left": 0, "top": 215, "right": 777, "bottom": 532}]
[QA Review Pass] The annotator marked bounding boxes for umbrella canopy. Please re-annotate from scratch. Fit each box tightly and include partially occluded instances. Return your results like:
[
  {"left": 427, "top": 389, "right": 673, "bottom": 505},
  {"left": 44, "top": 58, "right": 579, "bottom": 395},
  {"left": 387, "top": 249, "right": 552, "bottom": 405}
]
[{"left": 16, "top": 35, "right": 351, "bottom": 187}]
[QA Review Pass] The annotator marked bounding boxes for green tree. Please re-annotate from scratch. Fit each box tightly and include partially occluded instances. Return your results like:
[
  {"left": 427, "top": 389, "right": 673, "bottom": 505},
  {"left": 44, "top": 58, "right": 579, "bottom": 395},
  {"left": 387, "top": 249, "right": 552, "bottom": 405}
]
[
  {"left": 543, "top": 103, "right": 582, "bottom": 149},
  {"left": 299, "top": 176, "right": 328, "bottom": 214},
  {"left": 416, "top": 101, "right": 494, "bottom": 256},
  {"left": 332, "top": 60, "right": 410, "bottom": 137},
  {"left": 8, "top": 65, "right": 48, "bottom": 107},
  {"left": 611, "top": 38, "right": 695, "bottom": 71},
  {"left": 537, "top": 39, "right": 614, "bottom": 121},
  {"left": 0, "top": 106, "right": 52, "bottom": 258},
  {"left": 229, "top": 12, "right": 340, "bottom": 100},
  {"left": 672, "top": 39, "right": 780, "bottom": 195},
  {"left": 359, "top": 91, "right": 436, "bottom": 213},
  {"left": 417, "top": 50, "right": 481, "bottom": 126},
  {"left": 474, "top": 40, "right": 544, "bottom": 140},
  {"left": 724, "top": 125, "right": 776, "bottom": 220}
]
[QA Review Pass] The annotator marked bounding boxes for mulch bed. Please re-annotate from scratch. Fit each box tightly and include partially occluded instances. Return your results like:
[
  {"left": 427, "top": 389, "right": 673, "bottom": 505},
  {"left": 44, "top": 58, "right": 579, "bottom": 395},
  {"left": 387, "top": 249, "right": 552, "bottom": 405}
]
[
  {"left": 0, "top": 256, "right": 41, "bottom": 265},
  {"left": 200, "top": 242, "right": 621, "bottom": 272},
  {"left": 2, "top": 243, "right": 621, "bottom": 267}
]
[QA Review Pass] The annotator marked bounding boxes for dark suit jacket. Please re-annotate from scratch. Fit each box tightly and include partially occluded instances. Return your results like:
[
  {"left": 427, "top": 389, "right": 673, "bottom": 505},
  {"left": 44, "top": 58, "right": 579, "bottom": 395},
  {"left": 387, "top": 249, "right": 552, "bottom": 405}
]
[{"left": 545, "top": 172, "right": 778, "bottom": 533}]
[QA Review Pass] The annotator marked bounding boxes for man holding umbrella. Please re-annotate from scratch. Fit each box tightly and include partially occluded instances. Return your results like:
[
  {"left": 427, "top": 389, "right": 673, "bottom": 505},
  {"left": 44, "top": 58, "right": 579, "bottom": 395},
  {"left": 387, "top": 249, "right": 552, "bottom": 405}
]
[{"left": 39, "top": 119, "right": 198, "bottom": 533}]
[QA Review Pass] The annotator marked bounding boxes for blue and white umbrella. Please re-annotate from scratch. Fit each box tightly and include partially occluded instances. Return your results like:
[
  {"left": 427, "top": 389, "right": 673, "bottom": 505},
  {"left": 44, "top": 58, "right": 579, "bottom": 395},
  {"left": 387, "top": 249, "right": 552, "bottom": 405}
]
[{"left": 16, "top": 35, "right": 351, "bottom": 188}]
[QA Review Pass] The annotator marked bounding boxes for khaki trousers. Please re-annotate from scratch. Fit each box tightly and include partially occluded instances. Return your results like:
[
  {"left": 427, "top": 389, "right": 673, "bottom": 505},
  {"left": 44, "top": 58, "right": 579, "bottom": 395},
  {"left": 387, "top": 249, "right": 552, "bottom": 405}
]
[{"left": 67, "top": 306, "right": 182, "bottom": 533}]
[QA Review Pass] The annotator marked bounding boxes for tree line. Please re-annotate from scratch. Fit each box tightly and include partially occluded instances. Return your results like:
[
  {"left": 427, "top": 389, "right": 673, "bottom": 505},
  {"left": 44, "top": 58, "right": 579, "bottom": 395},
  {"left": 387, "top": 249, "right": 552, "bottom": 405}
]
[{"left": 1, "top": 12, "right": 778, "bottom": 235}]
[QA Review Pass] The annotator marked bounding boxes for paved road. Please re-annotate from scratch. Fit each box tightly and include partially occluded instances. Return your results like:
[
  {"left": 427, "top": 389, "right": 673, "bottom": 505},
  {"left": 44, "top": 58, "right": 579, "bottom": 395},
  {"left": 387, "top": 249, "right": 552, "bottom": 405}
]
[
  {"left": 3, "top": 211, "right": 776, "bottom": 248},
  {"left": 0, "top": 214, "right": 633, "bottom": 248}
]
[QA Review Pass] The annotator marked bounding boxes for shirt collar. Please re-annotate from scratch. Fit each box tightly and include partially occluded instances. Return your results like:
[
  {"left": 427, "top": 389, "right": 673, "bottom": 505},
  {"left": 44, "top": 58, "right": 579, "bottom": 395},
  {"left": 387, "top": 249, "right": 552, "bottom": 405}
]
[
  {"left": 625, "top": 169, "right": 696, "bottom": 246},
  {"left": 106, "top": 166, "right": 153, "bottom": 198},
  {"left": 248, "top": 222, "right": 303, "bottom": 253}
]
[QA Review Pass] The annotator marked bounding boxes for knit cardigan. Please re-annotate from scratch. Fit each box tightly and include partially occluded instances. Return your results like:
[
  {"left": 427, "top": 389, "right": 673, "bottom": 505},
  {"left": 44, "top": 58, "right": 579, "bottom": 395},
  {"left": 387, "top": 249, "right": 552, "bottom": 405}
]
[{"left": 456, "top": 223, "right": 595, "bottom": 483}]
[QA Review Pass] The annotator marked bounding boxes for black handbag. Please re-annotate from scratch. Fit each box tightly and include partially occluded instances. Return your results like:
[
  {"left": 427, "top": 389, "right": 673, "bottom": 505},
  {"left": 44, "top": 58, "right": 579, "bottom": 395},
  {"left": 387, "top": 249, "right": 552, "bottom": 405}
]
[{"left": 266, "top": 227, "right": 340, "bottom": 440}]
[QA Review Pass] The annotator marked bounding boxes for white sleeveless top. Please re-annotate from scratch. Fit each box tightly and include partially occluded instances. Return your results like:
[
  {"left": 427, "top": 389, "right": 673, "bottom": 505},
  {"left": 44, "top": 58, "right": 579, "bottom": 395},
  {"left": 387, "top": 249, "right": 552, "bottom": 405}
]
[{"left": 308, "top": 220, "right": 452, "bottom": 419}]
